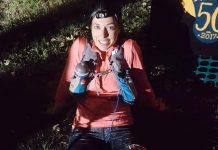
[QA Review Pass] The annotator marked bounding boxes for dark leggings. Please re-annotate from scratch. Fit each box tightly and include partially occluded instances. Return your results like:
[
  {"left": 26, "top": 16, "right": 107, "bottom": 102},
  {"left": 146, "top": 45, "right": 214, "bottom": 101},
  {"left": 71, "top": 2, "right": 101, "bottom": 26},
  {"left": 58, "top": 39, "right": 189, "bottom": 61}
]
[{"left": 67, "top": 126, "right": 135, "bottom": 150}]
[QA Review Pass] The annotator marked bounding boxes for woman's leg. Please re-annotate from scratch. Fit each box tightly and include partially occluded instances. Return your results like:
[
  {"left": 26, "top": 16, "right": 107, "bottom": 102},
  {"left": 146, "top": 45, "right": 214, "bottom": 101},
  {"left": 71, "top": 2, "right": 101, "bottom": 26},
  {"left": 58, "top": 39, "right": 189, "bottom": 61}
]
[
  {"left": 107, "top": 126, "right": 142, "bottom": 150},
  {"left": 67, "top": 128, "right": 110, "bottom": 150}
]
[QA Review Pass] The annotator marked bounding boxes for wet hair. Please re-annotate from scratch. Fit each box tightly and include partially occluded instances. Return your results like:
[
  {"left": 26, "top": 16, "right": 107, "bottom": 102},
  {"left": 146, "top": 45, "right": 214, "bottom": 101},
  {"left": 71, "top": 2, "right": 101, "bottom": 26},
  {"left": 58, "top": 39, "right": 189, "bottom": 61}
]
[{"left": 89, "top": 1, "right": 121, "bottom": 25}]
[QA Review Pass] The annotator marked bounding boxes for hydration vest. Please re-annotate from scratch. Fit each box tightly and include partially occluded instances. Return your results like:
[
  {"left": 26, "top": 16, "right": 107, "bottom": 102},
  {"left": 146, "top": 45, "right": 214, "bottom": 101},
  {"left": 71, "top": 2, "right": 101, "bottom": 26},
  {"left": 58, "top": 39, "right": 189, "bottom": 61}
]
[{"left": 69, "top": 38, "right": 137, "bottom": 105}]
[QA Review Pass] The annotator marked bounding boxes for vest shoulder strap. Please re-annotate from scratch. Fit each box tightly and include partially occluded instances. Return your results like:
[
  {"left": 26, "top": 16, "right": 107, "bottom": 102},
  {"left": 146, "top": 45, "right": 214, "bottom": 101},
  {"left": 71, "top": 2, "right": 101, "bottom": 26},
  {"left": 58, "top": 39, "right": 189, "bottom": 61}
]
[
  {"left": 81, "top": 39, "right": 99, "bottom": 63},
  {"left": 76, "top": 37, "right": 87, "bottom": 61}
]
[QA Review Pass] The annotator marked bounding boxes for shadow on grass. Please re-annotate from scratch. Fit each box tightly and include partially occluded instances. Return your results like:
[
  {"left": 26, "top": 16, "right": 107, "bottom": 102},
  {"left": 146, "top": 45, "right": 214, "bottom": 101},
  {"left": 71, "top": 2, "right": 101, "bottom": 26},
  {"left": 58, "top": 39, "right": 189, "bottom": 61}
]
[
  {"left": 0, "top": 0, "right": 98, "bottom": 56},
  {"left": 0, "top": 53, "right": 72, "bottom": 149},
  {"left": 0, "top": 0, "right": 137, "bottom": 55}
]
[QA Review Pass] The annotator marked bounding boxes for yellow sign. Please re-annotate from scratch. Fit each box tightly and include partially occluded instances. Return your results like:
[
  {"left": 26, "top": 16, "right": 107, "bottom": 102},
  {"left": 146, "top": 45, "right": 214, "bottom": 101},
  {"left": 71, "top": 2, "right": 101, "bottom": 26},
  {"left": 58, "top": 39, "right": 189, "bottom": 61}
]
[
  {"left": 182, "top": 0, "right": 218, "bottom": 43},
  {"left": 182, "top": 0, "right": 196, "bottom": 17}
]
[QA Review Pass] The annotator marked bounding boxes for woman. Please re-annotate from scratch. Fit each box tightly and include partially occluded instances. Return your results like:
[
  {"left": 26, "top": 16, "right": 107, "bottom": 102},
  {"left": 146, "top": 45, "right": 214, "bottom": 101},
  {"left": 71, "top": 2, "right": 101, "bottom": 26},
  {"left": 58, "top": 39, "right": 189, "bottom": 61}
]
[{"left": 50, "top": 2, "right": 165, "bottom": 150}]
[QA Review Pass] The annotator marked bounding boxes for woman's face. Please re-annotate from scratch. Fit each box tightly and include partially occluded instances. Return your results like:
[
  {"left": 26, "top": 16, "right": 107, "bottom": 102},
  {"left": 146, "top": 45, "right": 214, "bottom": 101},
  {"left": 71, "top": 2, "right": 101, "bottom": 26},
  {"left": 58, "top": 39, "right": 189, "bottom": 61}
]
[{"left": 91, "top": 16, "right": 120, "bottom": 51}]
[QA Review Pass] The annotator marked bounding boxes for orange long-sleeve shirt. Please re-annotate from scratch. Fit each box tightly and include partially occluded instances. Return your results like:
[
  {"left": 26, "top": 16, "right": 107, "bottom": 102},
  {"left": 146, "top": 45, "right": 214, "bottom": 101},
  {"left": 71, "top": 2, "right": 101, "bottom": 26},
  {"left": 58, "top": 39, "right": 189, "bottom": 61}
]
[{"left": 55, "top": 37, "right": 159, "bottom": 128}]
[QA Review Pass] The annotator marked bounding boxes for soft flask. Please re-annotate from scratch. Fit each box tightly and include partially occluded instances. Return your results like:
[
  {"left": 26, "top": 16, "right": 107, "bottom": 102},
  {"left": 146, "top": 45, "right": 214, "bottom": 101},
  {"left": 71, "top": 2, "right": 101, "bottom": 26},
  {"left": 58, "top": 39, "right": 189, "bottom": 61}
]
[
  {"left": 116, "top": 70, "right": 137, "bottom": 105},
  {"left": 69, "top": 62, "right": 91, "bottom": 94}
]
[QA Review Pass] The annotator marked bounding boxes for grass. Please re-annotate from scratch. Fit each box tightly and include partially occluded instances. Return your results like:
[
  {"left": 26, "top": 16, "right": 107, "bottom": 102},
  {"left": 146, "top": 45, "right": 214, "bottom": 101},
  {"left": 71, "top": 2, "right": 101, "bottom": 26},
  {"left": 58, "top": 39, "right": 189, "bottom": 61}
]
[
  {"left": 0, "top": 21, "right": 86, "bottom": 74},
  {"left": 17, "top": 118, "right": 72, "bottom": 150},
  {"left": 0, "top": 0, "right": 78, "bottom": 33},
  {"left": 0, "top": 0, "right": 151, "bottom": 77}
]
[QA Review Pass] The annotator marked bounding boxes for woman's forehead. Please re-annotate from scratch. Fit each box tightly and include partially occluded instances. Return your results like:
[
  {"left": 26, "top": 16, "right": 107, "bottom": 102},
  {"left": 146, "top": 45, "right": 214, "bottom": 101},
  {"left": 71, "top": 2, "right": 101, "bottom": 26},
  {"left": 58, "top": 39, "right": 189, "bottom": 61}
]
[{"left": 91, "top": 16, "right": 118, "bottom": 25}]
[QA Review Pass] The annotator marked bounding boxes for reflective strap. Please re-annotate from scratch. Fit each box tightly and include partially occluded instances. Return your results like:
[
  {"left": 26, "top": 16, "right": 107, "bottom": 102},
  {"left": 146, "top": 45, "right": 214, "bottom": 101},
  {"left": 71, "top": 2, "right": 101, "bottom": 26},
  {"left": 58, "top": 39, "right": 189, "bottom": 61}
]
[
  {"left": 95, "top": 69, "right": 112, "bottom": 77},
  {"left": 93, "top": 69, "right": 112, "bottom": 96}
]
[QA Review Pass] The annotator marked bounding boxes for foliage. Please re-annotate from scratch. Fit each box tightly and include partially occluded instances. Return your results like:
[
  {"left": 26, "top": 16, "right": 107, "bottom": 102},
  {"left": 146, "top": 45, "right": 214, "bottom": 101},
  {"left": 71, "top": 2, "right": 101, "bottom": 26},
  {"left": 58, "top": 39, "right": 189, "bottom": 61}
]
[
  {"left": 122, "top": 0, "right": 151, "bottom": 34},
  {"left": 17, "top": 118, "right": 72, "bottom": 150}
]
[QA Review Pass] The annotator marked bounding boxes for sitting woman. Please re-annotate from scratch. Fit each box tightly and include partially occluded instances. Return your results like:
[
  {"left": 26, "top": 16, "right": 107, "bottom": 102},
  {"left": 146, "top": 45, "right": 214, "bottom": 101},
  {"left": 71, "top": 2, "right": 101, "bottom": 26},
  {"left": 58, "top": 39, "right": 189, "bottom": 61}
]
[{"left": 49, "top": 1, "right": 165, "bottom": 150}]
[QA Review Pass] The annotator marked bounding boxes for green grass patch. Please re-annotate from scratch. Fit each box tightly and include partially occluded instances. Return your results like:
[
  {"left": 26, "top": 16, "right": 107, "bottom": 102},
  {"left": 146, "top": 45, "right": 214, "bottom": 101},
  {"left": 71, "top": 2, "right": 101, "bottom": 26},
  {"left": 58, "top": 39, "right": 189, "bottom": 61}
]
[
  {"left": 0, "top": 0, "right": 79, "bottom": 33},
  {"left": 0, "top": 0, "right": 151, "bottom": 76}
]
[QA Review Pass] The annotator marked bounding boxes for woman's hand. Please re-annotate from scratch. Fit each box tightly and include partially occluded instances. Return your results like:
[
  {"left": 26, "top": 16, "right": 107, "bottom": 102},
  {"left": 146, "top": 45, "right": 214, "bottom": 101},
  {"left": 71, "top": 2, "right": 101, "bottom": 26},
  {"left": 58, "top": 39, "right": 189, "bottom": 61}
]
[{"left": 129, "top": 144, "right": 147, "bottom": 150}]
